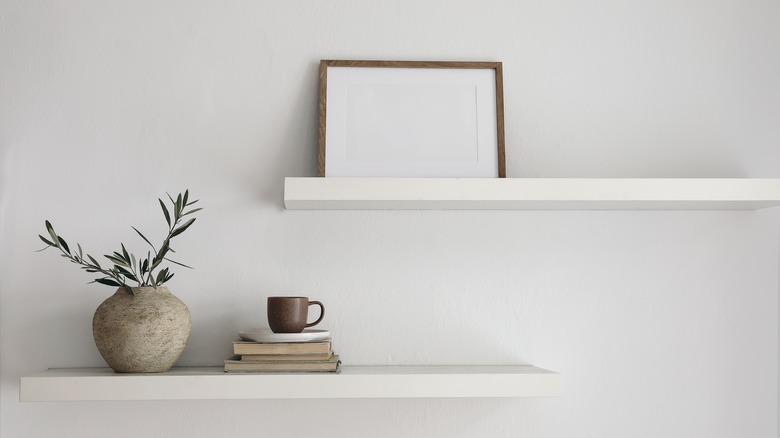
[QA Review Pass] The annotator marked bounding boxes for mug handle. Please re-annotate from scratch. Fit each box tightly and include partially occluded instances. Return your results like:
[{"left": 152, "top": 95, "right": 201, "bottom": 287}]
[{"left": 306, "top": 301, "right": 325, "bottom": 328}]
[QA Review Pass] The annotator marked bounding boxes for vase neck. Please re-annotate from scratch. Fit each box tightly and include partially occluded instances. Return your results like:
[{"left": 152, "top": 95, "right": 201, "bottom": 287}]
[{"left": 118, "top": 286, "right": 171, "bottom": 296}]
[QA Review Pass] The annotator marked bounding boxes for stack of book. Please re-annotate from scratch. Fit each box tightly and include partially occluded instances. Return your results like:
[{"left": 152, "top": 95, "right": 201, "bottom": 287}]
[{"left": 224, "top": 338, "right": 340, "bottom": 373}]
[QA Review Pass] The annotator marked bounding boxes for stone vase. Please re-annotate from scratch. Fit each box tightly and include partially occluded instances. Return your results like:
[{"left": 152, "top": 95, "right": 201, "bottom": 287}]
[{"left": 92, "top": 286, "right": 191, "bottom": 373}]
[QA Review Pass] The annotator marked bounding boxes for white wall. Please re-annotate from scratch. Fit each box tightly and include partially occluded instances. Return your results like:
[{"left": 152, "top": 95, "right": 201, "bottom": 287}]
[{"left": 1, "top": 1, "right": 778, "bottom": 437}]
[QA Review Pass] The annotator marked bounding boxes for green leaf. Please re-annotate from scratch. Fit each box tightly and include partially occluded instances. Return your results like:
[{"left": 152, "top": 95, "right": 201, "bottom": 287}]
[
  {"left": 159, "top": 199, "right": 171, "bottom": 227},
  {"left": 45, "top": 221, "right": 59, "bottom": 246},
  {"left": 132, "top": 226, "right": 156, "bottom": 251},
  {"left": 115, "top": 266, "right": 138, "bottom": 282},
  {"left": 140, "top": 258, "right": 149, "bottom": 275},
  {"left": 77, "top": 243, "right": 84, "bottom": 258},
  {"left": 87, "top": 254, "right": 101, "bottom": 268},
  {"left": 185, "top": 199, "right": 199, "bottom": 207},
  {"left": 170, "top": 218, "right": 195, "bottom": 238},
  {"left": 131, "top": 253, "right": 137, "bottom": 271},
  {"left": 183, "top": 190, "right": 189, "bottom": 208},
  {"left": 175, "top": 193, "right": 183, "bottom": 219},
  {"left": 57, "top": 236, "right": 71, "bottom": 254},
  {"left": 39, "top": 235, "right": 55, "bottom": 247},
  {"left": 156, "top": 239, "right": 170, "bottom": 259},
  {"left": 155, "top": 267, "right": 169, "bottom": 285},
  {"left": 181, "top": 207, "right": 202, "bottom": 217},
  {"left": 164, "top": 257, "right": 193, "bottom": 269},
  {"left": 94, "top": 278, "right": 122, "bottom": 287},
  {"left": 121, "top": 243, "right": 131, "bottom": 264},
  {"left": 105, "top": 254, "right": 127, "bottom": 266},
  {"left": 116, "top": 266, "right": 133, "bottom": 277}
]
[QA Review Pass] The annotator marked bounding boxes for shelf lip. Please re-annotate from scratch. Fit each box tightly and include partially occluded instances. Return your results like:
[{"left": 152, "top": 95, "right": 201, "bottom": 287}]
[
  {"left": 20, "top": 365, "right": 562, "bottom": 401},
  {"left": 284, "top": 177, "right": 780, "bottom": 210}
]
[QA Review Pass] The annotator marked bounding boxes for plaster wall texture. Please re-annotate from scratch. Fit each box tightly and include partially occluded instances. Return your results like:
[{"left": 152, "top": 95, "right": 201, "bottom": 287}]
[{"left": 1, "top": 1, "right": 779, "bottom": 437}]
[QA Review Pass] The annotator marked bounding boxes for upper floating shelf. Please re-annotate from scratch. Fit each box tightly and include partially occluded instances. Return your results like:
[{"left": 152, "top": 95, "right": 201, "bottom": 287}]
[{"left": 284, "top": 178, "right": 780, "bottom": 210}]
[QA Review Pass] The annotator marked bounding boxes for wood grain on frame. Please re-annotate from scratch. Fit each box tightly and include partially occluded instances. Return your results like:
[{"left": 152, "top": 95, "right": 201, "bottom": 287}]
[{"left": 318, "top": 60, "right": 506, "bottom": 178}]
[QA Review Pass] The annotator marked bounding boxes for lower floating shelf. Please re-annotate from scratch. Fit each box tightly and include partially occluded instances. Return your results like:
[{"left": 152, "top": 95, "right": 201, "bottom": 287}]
[{"left": 20, "top": 365, "right": 562, "bottom": 401}]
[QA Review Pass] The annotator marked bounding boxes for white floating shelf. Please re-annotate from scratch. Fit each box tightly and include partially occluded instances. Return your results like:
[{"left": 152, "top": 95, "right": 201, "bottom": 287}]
[
  {"left": 284, "top": 178, "right": 780, "bottom": 210},
  {"left": 20, "top": 365, "right": 561, "bottom": 401}
]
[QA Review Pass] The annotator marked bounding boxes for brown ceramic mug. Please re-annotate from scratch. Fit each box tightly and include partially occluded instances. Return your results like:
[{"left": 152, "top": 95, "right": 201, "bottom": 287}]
[{"left": 267, "top": 296, "right": 325, "bottom": 333}]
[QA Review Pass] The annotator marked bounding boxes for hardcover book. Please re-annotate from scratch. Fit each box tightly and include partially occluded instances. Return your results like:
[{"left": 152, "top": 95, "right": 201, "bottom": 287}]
[
  {"left": 224, "top": 355, "right": 341, "bottom": 373},
  {"left": 232, "top": 340, "right": 332, "bottom": 355}
]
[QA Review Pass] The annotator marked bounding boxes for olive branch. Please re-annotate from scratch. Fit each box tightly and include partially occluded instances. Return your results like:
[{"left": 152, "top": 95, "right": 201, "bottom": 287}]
[{"left": 38, "top": 190, "right": 202, "bottom": 295}]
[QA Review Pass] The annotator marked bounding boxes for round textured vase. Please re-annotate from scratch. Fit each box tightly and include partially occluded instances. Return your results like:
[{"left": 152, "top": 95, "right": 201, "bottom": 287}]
[{"left": 92, "top": 286, "right": 191, "bottom": 373}]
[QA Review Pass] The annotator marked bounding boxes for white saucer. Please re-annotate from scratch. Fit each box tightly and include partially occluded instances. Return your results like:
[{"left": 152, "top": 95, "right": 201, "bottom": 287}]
[{"left": 239, "top": 328, "right": 331, "bottom": 343}]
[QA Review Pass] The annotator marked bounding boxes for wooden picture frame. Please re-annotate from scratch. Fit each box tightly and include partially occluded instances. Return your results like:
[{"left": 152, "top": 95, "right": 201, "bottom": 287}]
[{"left": 318, "top": 60, "right": 506, "bottom": 178}]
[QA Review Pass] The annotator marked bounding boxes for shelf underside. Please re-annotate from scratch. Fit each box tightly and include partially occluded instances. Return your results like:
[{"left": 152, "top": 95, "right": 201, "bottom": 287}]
[
  {"left": 284, "top": 178, "right": 780, "bottom": 210},
  {"left": 20, "top": 365, "right": 561, "bottom": 401}
]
